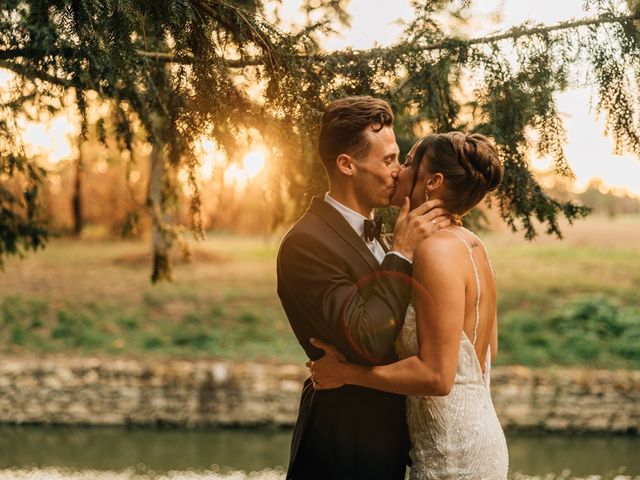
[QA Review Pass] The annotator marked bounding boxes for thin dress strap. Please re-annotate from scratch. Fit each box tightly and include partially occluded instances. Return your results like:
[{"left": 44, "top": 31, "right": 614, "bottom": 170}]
[
  {"left": 466, "top": 230, "right": 496, "bottom": 280},
  {"left": 441, "top": 228, "right": 481, "bottom": 346}
]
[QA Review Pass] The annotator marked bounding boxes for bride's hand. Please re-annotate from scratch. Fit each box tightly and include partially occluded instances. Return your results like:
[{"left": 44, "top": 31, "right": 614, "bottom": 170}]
[{"left": 306, "top": 338, "right": 348, "bottom": 390}]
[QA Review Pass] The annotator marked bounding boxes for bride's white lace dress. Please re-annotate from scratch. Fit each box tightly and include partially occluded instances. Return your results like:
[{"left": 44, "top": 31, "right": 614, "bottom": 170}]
[{"left": 395, "top": 229, "right": 509, "bottom": 480}]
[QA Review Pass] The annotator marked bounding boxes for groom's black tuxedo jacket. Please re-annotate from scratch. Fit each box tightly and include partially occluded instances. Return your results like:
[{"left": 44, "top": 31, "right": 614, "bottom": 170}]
[{"left": 277, "top": 197, "right": 413, "bottom": 480}]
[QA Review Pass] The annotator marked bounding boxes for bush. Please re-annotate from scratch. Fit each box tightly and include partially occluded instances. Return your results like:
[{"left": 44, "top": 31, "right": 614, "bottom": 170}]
[
  {"left": 143, "top": 335, "right": 165, "bottom": 350},
  {"left": 497, "top": 296, "right": 640, "bottom": 368},
  {"left": 550, "top": 298, "right": 627, "bottom": 339}
]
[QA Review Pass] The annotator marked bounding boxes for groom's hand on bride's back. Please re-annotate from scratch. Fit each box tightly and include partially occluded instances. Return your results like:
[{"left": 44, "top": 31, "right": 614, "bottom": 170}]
[
  {"left": 392, "top": 197, "right": 451, "bottom": 262},
  {"left": 306, "top": 338, "right": 347, "bottom": 390}
]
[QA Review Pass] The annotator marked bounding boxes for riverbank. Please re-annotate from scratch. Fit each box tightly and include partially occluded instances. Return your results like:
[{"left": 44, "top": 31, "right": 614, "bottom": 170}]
[{"left": 1, "top": 356, "right": 639, "bottom": 433}]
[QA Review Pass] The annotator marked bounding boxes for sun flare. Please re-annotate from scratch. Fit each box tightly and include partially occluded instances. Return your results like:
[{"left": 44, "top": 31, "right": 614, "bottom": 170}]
[{"left": 242, "top": 150, "right": 266, "bottom": 178}]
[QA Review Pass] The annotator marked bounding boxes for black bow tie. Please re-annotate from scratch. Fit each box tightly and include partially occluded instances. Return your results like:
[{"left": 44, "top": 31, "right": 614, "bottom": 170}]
[{"left": 363, "top": 219, "right": 381, "bottom": 242}]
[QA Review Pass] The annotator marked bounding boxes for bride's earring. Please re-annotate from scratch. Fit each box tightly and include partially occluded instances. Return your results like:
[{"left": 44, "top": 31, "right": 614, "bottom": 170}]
[{"left": 424, "top": 190, "right": 429, "bottom": 201}]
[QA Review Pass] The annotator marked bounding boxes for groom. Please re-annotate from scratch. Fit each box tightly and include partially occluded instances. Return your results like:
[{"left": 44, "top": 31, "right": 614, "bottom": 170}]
[{"left": 277, "top": 96, "right": 450, "bottom": 480}]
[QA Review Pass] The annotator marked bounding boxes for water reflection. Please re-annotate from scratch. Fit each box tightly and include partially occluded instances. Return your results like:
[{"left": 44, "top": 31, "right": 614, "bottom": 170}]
[
  {"left": 0, "top": 426, "right": 290, "bottom": 472},
  {"left": 508, "top": 432, "right": 640, "bottom": 476},
  {"left": 0, "top": 425, "right": 638, "bottom": 477}
]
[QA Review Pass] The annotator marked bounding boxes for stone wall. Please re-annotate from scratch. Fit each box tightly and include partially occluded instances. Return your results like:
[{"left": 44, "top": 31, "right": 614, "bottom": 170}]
[
  {"left": 1, "top": 356, "right": 639, "bottom": 433},
  {"left": 492, "top": 366, "right": 640, "bottom": 433}
]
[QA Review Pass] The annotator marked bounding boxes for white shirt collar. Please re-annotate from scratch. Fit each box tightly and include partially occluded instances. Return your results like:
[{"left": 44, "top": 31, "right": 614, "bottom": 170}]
[{"left": 324, "top": 192, "right": 373, "bottom": 237}]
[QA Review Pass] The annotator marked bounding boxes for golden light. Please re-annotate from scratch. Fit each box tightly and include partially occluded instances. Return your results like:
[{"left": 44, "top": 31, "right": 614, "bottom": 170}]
[
  {"left": 189, "top": 139, "right": 266, "bottom": 188},
  {"left": 242, "top": 150, "right": 266, "bottom": 178},
  {"left": 223, "top": 164, "right": 249, "bottom": 189},
  {"left": 22, "top": 116, "right": 76, "bottom": 165},
  {"left": 219, "top": 150, "right": 266, "bottom": 190}
]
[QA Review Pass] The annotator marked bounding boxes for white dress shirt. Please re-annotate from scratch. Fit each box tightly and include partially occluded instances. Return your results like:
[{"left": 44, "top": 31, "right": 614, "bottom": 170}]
[{"left": 324, "top": 193, "right": 411, "bottom": 264}]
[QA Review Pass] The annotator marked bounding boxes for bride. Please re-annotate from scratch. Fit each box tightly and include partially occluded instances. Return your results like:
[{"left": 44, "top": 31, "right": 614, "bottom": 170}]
[{"left": 308, "top": 131, "right": 509, "bottom": 479}]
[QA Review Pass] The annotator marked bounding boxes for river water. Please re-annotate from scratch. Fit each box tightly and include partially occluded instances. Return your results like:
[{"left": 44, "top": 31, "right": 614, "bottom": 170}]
[{"left": 0, "top": 426, "right": 638, "bottom": 479}]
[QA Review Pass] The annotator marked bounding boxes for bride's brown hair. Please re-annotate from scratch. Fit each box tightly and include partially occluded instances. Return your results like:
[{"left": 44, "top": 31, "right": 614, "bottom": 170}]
[{"left": 409, "top": 132, "right": 503, "bottom": 216}]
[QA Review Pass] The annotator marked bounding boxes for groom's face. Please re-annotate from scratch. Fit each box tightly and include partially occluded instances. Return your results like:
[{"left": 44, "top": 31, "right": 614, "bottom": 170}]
[{"left": 352, "top": 126, "right": 401, "bottom": 208}]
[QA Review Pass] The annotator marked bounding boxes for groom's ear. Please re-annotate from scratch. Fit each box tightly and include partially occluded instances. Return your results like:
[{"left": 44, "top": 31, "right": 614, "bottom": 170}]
[{"left": 336, "top": 153, "right": 356, "bottom": 177}]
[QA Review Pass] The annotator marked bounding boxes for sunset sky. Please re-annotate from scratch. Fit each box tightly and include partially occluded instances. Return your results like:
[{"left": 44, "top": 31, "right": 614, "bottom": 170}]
[{"left": 3, "top": 0, "right": 639, "bottom": 196}]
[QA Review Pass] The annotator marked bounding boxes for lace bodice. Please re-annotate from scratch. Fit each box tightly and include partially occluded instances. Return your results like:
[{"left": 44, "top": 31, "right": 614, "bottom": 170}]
[{"left": 395, "top": 228, "right": 508, "bottom": 480}]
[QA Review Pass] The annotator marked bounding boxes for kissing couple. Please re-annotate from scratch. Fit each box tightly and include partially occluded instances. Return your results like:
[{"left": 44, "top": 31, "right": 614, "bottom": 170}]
[{"left": 277, "top": 96, "right": 508, "bottom": 479}]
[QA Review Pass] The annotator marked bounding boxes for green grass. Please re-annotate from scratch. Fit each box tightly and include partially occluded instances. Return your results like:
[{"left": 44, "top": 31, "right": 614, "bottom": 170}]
[{"left": 1, "top": 216, "right": 639, "bottom": 368}]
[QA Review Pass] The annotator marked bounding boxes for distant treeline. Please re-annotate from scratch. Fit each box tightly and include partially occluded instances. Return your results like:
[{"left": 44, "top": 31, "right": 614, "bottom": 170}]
[
  {"left": 576, "top": 184, "right": 640, "bottom": 216},
  {"left": 16, "top": 143, "right": 638, "bottom": 240},
  {"left": 27, "top": 137, "right": 287, "bottom": 239}
]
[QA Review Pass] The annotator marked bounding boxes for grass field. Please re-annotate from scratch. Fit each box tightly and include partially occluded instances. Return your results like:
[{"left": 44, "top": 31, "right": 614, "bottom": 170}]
[{"left": 1, "top": 215, "right": 639, "bottom": 367}]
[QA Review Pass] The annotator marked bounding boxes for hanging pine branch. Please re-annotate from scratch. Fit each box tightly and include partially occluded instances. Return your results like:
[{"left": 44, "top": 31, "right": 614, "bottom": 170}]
[{"left": 0, "top": 0, "right": 639, "bottom": 277}]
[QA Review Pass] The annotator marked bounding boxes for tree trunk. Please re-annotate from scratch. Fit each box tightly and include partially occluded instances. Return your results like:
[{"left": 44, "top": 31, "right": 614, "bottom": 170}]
[
  {"left": 71, "top": 147, "right": 83, "bottom": 236},
  {"left": 147, "top": 134, "right": 172, "bottom": 283},
  {"left": 144, "top": 31, "right": 175, "bottom": 283}
]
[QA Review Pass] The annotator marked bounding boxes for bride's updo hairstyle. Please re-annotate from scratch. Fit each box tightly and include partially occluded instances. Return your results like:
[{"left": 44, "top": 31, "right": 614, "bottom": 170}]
[{"left": 410, "top": 132, "right": 503, "bottom": 216}]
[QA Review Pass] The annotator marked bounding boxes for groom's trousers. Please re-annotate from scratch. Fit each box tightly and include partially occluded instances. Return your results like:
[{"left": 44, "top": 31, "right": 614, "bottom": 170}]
[{"left": 287, "top": 380, "right": 409, "bottom": 480}]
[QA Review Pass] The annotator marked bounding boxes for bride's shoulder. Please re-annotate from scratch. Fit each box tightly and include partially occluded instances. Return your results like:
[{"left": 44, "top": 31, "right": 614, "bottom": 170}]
[{"left": 414, "top": 229, "right": 468, "bottom": 263}]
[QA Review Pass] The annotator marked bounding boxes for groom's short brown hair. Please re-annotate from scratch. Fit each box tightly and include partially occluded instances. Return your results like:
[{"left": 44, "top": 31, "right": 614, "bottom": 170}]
[{"left": 319, "top": 96, "right": 394, "bottom": 176}]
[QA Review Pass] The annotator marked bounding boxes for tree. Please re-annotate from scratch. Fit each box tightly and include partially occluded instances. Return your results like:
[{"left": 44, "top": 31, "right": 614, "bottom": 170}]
[{"left": 1, "top": 0, "right": 639, "bottom": 279}]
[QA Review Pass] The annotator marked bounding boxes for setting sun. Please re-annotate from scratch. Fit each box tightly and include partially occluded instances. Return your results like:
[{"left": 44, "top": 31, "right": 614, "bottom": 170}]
[
  {"left": 242, "top": 150, "right": 266, "bottom": 178},
  {"left": 220, "top": 150, "right": 266, "bottom": 189}
]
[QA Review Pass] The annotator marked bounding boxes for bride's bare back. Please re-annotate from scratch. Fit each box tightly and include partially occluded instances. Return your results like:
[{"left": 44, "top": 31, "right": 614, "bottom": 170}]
[{"left": 441, "top": 226, "right": 498, "bottom": 373}]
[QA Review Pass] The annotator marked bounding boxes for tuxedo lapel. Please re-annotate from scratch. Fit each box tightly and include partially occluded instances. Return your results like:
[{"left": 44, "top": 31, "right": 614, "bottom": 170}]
[{"left": 307, "top": 197, "right": 380, "bottom": 271}]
